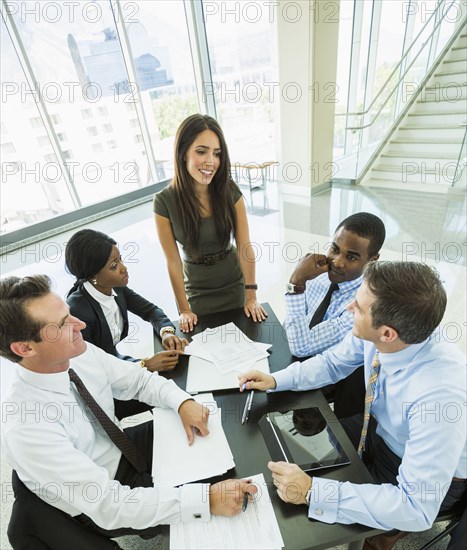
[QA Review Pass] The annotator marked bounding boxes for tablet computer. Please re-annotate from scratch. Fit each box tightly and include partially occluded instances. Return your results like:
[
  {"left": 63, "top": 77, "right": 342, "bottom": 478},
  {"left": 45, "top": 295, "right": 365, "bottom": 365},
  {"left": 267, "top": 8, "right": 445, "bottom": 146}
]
[{"left": 259, "top": 407, "right": 351, "bottom": 473}]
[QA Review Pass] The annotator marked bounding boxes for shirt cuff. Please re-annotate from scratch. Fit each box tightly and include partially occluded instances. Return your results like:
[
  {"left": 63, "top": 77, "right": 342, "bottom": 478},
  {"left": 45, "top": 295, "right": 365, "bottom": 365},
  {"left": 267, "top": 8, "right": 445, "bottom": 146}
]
[
  {"left": 269, "top": 365, "right": 297, "bottom": 392},
  {"left": 180, "top": 484, "right": 211, "bottom": 522},
  {"left": 165, "top": 385, "right": 194, "bottom": 413},
  {"left": 307, "top": 477, "right": 340, "bottom": 523}
]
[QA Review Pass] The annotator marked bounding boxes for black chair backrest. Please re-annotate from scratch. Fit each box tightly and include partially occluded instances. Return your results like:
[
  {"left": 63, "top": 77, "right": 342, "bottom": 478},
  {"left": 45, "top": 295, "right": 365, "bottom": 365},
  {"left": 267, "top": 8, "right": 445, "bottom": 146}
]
[{"left": 8, "top": 471, "right": 120, "bottom": 550}]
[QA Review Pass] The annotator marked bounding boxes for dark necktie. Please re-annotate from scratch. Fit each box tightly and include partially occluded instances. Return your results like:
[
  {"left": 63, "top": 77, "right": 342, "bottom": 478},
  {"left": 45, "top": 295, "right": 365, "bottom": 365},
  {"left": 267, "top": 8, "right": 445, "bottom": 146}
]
[
  {"left": 309, "top": 283, "right": 339, "bottom": 329},
  {"left": 68, "top": 368, "right": 147, "bottom": 473}
]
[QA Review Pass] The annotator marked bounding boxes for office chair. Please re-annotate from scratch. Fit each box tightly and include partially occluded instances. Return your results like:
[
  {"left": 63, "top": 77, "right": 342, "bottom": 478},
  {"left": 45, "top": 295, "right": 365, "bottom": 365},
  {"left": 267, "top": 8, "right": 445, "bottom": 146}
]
[
  {"left": 420, "top": 488, "right": 467, "bottom": 550},
  {"left": 8, "top": 471, "right": 121, "bottom": 550}
]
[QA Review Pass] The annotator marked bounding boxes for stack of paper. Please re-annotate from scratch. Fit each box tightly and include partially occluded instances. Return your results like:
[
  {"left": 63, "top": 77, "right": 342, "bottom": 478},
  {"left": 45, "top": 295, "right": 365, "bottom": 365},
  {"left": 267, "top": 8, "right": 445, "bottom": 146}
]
[
  {"left": 184, "top": 323, "right": 272, "bottom": 393},
  {"left": 152, "top": 393, "right": 234, "bottom": 487},
  {"left": 170, "top": 473, "right": 284, "bottom": 550}
]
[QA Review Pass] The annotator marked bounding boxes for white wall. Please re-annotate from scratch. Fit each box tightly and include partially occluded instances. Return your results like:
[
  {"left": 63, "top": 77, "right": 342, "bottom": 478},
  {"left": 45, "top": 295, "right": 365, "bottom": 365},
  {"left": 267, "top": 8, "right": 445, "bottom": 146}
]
[{"left": 276, "top": 0, "right": 340, "bottom": 193}]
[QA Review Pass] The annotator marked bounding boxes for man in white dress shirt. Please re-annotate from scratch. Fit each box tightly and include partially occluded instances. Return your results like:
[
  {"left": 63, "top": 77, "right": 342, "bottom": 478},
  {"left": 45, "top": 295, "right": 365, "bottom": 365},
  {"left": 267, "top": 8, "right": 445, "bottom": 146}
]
[{"left": 0, "top": 274, "right": 255, "bottom": 546}]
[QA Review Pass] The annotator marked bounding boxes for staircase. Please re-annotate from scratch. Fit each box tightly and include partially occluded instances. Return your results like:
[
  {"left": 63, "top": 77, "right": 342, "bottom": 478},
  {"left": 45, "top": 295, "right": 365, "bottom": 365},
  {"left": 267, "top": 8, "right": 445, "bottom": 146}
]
[{"left": 363, "top": 30, "right": 467, "bottom": 192}]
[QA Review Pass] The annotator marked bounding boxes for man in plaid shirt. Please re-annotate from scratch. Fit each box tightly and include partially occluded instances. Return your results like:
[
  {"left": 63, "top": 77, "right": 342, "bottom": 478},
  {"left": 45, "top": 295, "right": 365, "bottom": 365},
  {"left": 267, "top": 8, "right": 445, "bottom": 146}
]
[{"left": 284, "top": 212, "right": 386, "bottom": 417}]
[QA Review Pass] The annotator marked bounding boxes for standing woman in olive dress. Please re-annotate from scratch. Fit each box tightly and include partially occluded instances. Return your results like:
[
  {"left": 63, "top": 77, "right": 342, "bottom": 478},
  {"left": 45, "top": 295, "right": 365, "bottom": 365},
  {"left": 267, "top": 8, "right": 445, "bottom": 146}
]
[{"left": 153, "top": 114, "right": 267, "bottom": 333}]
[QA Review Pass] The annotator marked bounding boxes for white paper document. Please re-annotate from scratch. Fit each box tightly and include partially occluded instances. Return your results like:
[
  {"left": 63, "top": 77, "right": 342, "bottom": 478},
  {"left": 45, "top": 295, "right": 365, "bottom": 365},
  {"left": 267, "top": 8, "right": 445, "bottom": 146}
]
[
  {"left": 170, "top": 473, "right": 284, "bottom": 550},
  {"left": 186, "top": 356, "right": 270, "bottom": 394},
  {"left": 184, "top": 323, "right": 271, "bottom": 393},
  {"left": 152, "top": 394, "right": 234, "bottom": 487},
  {"left": 188, "top": 322, "right": 270, "bottom": 374}
]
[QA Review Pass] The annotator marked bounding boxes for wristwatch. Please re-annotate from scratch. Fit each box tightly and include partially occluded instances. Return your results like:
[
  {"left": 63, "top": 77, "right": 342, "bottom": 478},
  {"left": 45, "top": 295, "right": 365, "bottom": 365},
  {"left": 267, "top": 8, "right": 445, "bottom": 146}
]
[
  {"left": 286, "top": 282, "right": 306, "bottom": 294},
  {"left": 160, "top": 326, "right": 176, "bottom": 337}
]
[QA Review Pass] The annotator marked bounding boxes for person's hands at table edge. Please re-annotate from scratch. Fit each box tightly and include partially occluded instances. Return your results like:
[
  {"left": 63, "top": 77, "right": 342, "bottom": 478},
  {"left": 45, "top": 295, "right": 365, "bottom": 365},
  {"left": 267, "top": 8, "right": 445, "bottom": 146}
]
[
  {"left": 179, "top": 310, "right": 198, "bottom": 333},
  {"left": 244, "top": 299, "right": 268, "bottom": 323},
  {"left": 178, "top": 399, "right": 209, "bottom": 445},
  {"left": 268, "top": 461, "right": 312, "bottom": 505},
  {"left": 161, "top": 332, "right": 188, "bottom": 352},
  {"left": 209, "top": 479, "right": 258, "bottom": 516},
  {"left": 143, "top": 350, "right": 184, "bottom": 372},
  {"left": 238, "top": 370, "right": 277, "bottom": 391}
]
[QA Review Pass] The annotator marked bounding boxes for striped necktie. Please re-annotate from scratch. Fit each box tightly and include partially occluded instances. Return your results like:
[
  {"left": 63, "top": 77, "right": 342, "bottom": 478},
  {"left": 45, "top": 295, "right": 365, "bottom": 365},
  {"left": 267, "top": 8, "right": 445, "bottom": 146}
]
[
  {"left": 69, "top": 368, "right": 147, "bottom": 473},
  {"left": 357, "top": 352, "right": 381, "bottom": 458}
]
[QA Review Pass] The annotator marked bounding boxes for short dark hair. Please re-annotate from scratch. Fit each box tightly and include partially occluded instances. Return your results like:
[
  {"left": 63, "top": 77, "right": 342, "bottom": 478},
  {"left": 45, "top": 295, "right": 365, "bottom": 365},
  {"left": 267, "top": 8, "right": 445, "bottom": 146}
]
[
  {"left": 65, "top": 229, "right": 116, "bottom": 295},
  {"left": 364, "top": 261, "right": 446, "bottom": 344},
  {"left": 336, "top": 212, "right": 385, "bottom": 258},
  {"left": 0, "top": 275, "right": 52, "bottom": 363}
]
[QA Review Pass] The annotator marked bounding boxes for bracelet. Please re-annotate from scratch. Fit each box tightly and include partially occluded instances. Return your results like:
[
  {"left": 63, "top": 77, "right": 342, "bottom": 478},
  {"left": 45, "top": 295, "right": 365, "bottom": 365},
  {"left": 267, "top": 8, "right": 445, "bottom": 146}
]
[
  {"left": 140, "top": 357, "right": 149, "bottom": 368},
  {"left": 244, "top": 284, "right": 258, "bottom": 290},
  {"left": 160, "top": 326, "right": 176, "bottom": 337}
]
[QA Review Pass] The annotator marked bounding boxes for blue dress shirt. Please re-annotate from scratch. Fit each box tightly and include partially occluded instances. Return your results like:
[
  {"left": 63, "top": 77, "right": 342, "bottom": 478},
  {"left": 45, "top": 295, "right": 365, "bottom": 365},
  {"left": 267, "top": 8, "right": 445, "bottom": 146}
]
[
  {"left": 284, "top": 273, "right": 362, "bottom": 357},
  {"left": 273, "top": 331, "right": 467, "bottom": 531}
]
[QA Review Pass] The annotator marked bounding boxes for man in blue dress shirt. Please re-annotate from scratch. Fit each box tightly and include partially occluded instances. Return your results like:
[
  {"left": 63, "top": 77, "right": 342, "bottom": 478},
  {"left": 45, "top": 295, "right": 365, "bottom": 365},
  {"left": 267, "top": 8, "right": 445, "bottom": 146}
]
[{"left": 241, "top": 261, "right": 466, "bottom": 547}]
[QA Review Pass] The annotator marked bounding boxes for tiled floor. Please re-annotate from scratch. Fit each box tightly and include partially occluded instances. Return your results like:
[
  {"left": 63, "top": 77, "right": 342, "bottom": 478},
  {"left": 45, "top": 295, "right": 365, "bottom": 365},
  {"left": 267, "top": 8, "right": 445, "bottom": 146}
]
[{"left": 0, "top": 181, "right": 464, "bottom": 549}]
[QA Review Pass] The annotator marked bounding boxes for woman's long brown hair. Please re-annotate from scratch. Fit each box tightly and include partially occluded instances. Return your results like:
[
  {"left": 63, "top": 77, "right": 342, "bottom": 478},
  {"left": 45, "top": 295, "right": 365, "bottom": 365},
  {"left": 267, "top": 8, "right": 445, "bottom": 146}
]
[{"left": 172, "top": 114, "right": 239, "bottom": 258}]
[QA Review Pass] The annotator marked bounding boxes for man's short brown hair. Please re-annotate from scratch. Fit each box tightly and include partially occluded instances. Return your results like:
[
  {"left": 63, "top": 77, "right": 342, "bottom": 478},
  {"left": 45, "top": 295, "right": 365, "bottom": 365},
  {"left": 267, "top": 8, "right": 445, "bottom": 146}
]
[
  {"left": 364, "top": 262, "right": 446, "bottom": 344},
  {"left": 0, "top": 275, "right": 51, "bottom": 362}
]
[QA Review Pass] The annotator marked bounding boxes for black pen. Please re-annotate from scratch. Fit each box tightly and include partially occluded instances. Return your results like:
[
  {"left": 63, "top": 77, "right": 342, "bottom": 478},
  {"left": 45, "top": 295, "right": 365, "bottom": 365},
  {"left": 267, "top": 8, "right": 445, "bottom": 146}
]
[
  {"left": 242, "top": 491, "right": 251, "bottom": 512},
  {"left": 241, "top": 390, "right": 254, "bottom": 425}
]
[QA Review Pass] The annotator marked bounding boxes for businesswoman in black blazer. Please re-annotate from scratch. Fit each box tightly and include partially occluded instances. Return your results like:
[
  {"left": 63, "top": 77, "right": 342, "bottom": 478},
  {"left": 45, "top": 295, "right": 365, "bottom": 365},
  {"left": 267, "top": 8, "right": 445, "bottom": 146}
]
[{"left": 65, "top": 229, "right": 186, "bottom": 419}]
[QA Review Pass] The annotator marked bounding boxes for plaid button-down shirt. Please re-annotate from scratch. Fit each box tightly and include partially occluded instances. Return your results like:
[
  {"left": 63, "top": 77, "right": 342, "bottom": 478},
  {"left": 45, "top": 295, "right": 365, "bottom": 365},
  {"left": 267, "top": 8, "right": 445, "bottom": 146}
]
[{"left": 284, "top": 272, "right": 363, "bottom": 357}]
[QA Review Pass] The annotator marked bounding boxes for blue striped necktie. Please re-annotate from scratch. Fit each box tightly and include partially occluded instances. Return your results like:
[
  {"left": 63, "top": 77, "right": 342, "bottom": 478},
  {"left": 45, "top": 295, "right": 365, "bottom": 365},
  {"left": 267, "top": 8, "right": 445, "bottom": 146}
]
[{"left": 358, "top": 352, "right": 381, "bottom": 458}]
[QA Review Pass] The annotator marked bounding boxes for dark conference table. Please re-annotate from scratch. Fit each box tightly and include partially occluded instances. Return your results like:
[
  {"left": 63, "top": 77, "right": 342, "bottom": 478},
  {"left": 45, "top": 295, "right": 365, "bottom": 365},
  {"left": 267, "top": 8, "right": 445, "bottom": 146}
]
[{"left": 154, "top": 303, "right": 381, "bottom": 550}]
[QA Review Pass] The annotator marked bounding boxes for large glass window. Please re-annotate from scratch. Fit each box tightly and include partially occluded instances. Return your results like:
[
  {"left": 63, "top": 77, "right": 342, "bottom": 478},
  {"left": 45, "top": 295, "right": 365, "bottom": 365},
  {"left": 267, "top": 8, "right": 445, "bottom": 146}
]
[
  {"left": 1, "top": 0, "right": 205, "bottom": 237},
  {"left": 1, "top": 16, "right": 74, "bottom": 234},
  {"left": 366, "top": 0, "right": 407, "bottom": 144},
  {"left": 9, "top": 0, "right": 151, "bottom": 208},
  {"left": 203, "top": 0, "right": 278, "bottom": 162},
  {"left": 333, "top": 0, "right": 464, "bottom": 179},
  {"left": 333, "top": 0, "right": 354, "bottom": 158},
  {"left": 123, "top": 0, "right": 200, "bottom": 182}
]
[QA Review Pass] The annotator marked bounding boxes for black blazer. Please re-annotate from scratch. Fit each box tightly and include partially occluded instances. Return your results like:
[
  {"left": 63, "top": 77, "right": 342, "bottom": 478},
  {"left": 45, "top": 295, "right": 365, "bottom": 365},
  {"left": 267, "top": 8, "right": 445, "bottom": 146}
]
[{"left": 66, "top": 284, "right": 174, "bottom": 360}]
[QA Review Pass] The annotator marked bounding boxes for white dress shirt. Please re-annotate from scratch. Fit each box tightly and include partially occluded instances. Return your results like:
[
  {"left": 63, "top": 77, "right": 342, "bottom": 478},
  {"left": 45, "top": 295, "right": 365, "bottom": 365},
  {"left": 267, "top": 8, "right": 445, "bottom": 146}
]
[
  {"left": 2, "top": 344, "right": 210, "bottom": 530},
  {"left": 273, "top": 331, "right": 467, "bottom": 531},
  {"left": 84, "top": 281, "right": 124, "bottom": 345}
]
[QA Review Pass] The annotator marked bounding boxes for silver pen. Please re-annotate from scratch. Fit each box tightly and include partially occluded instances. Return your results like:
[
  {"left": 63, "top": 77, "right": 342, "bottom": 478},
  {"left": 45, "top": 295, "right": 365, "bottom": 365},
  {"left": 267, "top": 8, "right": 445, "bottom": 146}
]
[{"left": 241, "top": 390, "right": 255, "bottom": 425}]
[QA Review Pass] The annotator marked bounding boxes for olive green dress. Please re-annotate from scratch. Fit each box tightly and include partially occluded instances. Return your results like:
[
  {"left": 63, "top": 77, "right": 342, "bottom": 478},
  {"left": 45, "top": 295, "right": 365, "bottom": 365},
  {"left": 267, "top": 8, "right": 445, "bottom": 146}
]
[{"left": 153, "top": 185, "right": 245, "bottom": 316}]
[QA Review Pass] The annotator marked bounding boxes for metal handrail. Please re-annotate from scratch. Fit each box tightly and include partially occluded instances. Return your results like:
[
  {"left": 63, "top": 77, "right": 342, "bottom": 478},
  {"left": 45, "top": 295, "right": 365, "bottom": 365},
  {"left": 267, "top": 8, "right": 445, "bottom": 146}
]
[
  {"left": 451, "top": 126, "right": 467, "bottom": 187},
  {"left": 345, "top": 13, "right": 465, "bottom": 131},
  {"left": 336, "top": 0, "right": 455, "bottom": 120},
  {"left": 350, "top": 21, "right": 466, "bottom": 184}
]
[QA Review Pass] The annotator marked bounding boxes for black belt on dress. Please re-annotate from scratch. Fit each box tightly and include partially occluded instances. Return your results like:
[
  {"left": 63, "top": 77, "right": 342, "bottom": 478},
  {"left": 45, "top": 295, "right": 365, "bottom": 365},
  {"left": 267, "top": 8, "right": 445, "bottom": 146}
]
[{"left": 185, "top": 249, "right": 231, "bottom": 266}]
